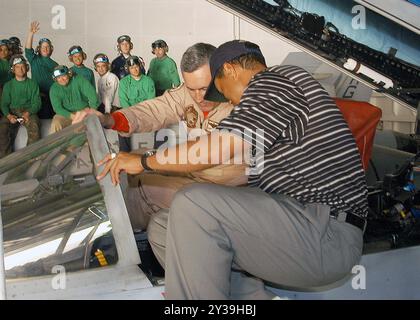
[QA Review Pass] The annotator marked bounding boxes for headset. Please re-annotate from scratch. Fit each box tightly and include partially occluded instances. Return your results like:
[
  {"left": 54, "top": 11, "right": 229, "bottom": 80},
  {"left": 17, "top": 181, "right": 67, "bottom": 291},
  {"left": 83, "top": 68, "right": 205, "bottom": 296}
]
[
  {"left": 8, "top": 37, "right": 21, "bottom": 47},
  {"left": 52, "top": 65, "right": 73, "bottom": 81},
  {"left": 9, "top": 54, "right": 30, "bottom": 73},
  {"left": 151, "top": 39, "right": 169, "bottom": 54},
  {"left": 124, "top": 55, "right": 142, "bottom": 72},
  {"left": 68, "top": 45, "right": 87, "bottom": 63},
  {"left": 36, "top": 38, "right": 54, "bottom": 56},
  {"left": 93, "top": 53, "right": 110, "bottom": 71},
  {"left": 8, "top": 37, "right": 23, "bottom": 55},
  {"left": 116, "top": 35, "right": 133, "bottom": 53},
  {"left": 0, "top": 39, "right": 10, "bottom": 46},
  {"left": 0, "top": 39, "right": 10, "bottom": 51}
]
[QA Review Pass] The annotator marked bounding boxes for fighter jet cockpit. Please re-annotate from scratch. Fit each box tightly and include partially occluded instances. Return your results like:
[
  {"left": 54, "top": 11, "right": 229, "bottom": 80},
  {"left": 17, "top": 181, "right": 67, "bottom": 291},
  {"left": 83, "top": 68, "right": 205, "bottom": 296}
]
[
  {"left": 0, "top": 116, "right": 159, "bottom": 299},
  {"left": 0, "top": 119, "right": 118, "bottom": 279}
]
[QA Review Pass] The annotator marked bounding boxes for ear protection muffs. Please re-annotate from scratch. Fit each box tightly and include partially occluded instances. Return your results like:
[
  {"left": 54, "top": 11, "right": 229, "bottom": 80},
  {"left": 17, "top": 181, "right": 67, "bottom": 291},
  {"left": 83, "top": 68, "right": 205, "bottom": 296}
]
[
  {"left": 0, "top": 39, "right": 10, "bottom": 52},
  {"left": 68, "top": 45, "right": 87, "bottom": 63},
  {"left": 116, "top": 35, "right": 133, "bottom": 53},
  {"left": 151, "top": 40, "right": 169, "bottom": 54},
  {"left": 93, "top": 62, "right": 109, "bottom": 72},
  {"left": 9, "top": 37, "right": 21, "bottom": 47},
  {"left": 117, "top": 42, "right": 134, "bottom": 53},
  {"left": 68, "top": 52, "right": 87, "bottom": 63},
  {"left": 35, "top": 45, "right": 54, "bottom": 56},
  {"left": 10, "top": 62, "right": 30, "bottom": 73},
  {"left": 93, "top": 54, "right": 110, "bottom": 71},
  {"left": 36, "top": 38, "right": 54, "bottom": 56},
  {"left": 52, "top": 65, "right": 73, "bottom": 81},
  {"left": 52, "top": 70, "right": 73, "bottom": 82},
  {"left": 9, "top": 55, "right": 30, "bottom": 73},
  {"left": 151, "top": 46, "right": 169, "bottom": 55},
  {"left": 124, "top": 56, "right": 141, "bottom": 72}
]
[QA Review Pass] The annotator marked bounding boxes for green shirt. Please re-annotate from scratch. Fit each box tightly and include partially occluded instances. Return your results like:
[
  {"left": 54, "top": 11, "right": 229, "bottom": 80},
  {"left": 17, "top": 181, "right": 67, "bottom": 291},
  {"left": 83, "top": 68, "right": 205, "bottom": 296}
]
[
  {"left": 0, "top": 59, "right": 12, "bottom": 87},
  {"left": 147, "top": 56, "right": 180, "bottom": 94},
  {"left": 1, "top": 77, "right": 41, "bottom": 115},
  {"left": 119, "top": 74, "right": 156, "bottom": 108},
  {"left": 49, "top": 74, "right": 100, "bottom": 118},
  {"left": 25, "top": 48, "right": 58, "bottom": 93},
  {"left": 71, "top": 65, "right": 96, "bottom": 90}
]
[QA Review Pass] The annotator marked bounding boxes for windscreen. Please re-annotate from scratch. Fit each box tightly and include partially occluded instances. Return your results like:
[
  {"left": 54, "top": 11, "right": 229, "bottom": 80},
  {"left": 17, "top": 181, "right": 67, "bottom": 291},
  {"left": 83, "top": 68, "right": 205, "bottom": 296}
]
[{"left": 0, "top": 123, "right": 118, "bottom": 279}]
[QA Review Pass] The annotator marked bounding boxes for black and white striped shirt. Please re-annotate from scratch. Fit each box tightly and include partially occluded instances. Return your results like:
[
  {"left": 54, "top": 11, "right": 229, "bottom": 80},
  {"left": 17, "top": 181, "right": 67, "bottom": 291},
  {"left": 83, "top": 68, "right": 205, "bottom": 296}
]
[{"left": 218, "top": 65, "right": 369, "bottom": 219}]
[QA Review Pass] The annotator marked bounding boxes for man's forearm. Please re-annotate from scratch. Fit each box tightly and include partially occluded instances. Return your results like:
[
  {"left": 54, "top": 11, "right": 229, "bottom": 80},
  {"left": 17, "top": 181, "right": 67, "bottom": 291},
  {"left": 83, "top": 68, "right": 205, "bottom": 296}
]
[
  {"left": 148, "top": 139, "right": 215, "bottom": 173},
  {"left": 147, "top": 131, "right": 249, "bottom": 174},
  {"left": 96, "top": 131, "right": 249, "bottom": 186},
  {"left": 25, "top": 32, "right": 34, "bottom": 49}
]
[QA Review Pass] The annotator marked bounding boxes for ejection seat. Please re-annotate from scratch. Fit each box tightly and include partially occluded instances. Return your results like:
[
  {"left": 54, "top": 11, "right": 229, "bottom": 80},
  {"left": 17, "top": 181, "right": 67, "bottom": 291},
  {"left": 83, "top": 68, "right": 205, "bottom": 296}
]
[
  {"left": 333, "top": 98, "right": 382, "bottom": 171},
  {"left": 267, "top": 98, "right": 382, "bottom": 295}
]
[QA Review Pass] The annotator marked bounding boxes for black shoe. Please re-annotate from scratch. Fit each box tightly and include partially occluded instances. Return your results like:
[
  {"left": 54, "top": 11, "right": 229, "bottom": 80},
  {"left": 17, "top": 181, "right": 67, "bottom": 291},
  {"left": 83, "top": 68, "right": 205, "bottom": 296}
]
[{"left": 134, "top": 230, "right": 165, "bottom": 278}]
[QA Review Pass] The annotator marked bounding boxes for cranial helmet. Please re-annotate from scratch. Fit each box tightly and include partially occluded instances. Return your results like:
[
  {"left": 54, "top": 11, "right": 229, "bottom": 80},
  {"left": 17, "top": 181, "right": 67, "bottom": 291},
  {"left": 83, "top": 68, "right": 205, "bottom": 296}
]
[{"left": 52, "top": 65, "right": 72, "bottom": 80}]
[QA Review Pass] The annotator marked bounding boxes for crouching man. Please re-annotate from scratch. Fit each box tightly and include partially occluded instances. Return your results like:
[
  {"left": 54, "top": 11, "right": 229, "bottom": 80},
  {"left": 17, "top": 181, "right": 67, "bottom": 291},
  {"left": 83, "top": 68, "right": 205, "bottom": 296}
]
[{"left": 94, "top": 40, "right": 368, "bottom": 299}]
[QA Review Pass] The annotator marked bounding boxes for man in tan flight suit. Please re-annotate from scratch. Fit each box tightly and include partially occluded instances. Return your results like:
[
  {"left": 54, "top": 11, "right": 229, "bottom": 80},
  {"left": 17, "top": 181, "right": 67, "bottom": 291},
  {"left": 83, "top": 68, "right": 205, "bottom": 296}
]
[{"left": 73, "top": 43, "right": 247, "bottom": 266}]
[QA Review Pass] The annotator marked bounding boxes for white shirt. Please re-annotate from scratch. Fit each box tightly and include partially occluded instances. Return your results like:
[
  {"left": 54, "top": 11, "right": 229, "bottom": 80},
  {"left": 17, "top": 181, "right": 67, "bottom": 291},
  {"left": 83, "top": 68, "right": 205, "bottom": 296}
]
[{"left": 97, "top": 71, "right": 120, "bottom": 113}]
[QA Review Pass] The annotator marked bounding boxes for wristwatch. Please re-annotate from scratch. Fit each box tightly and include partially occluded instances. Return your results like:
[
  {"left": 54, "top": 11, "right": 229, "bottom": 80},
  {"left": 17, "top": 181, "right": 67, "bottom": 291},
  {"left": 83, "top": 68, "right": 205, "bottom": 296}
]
[{"left": 141, "top": 150, "right": 157, "bottom": 172}]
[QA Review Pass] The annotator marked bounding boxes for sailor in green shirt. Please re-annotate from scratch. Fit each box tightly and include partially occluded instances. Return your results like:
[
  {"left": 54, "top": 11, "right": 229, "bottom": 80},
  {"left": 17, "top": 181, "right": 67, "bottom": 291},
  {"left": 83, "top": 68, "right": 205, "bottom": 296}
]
[
  {"left": 68, "top": 45, "right": 96, "bottom": 90},
  {"left": 49, "top": 65, "right": 99, "bottom": 133},
  {"left": 118, "top": 56, "right": 155, "bottom": 152},
  {"left": 0, "top": 55, "right": 41, "bottom": 158},
  {"left": 147, "top": 40, "right": 181, "bottom": 96},
  {"left": 0, "top": 40, "right": 13, "bottom": 93},
  {"left": 25, "top": 21, "right": 58, "bottom": 119},
  {"left": 119, "top": 56, "right": 156, "bottom": 108}
]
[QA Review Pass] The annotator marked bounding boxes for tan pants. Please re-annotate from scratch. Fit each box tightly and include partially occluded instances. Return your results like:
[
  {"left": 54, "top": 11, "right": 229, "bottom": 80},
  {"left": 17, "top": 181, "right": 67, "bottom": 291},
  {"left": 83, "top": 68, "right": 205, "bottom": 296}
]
[
  {"left": 124, "top": 148, "right": 249, "bottom": 266},
  {"left": 125, "top": 168, "right": 248, "bottom": 268},
  {"left": 49, "top": 115, "right": 73, "bottom": 134},
  {"left": 125, "top": 173, "right": 198, "bottom": 231},
  {"left": 125, "top": 161, "right": 249, "bottom": 229}
]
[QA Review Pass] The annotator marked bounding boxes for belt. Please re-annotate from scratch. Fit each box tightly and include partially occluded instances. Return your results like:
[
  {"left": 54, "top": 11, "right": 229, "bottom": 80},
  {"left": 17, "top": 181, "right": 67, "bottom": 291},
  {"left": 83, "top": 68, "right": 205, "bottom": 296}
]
[{"left": 331, "top": 210, "right": 367, "bottom": 233}]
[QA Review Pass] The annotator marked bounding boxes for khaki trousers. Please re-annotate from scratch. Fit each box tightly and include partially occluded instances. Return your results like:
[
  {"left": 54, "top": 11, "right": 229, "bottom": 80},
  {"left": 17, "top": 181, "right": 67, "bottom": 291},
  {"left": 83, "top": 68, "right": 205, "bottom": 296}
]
[
  {"left": 49, "top": 115, "right": 73, "bottom": 134},
  {"left": 125, "top": 167, "right": 248, "bottom": 268},
  {"left": 125, "top": 173, "right": 199, "bottom": 231}
]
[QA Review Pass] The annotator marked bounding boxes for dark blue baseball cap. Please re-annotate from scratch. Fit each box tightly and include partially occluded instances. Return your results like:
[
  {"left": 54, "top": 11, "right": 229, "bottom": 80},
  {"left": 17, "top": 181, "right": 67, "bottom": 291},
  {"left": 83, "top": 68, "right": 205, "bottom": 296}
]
[{"left": 204, "top": 40, "right": 265, "bottom": 102}]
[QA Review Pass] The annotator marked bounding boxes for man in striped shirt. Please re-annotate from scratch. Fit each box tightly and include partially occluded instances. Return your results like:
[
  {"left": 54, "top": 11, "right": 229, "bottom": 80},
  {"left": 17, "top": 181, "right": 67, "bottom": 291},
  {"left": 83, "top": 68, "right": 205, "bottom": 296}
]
[{"left": 96, "top": 40, "right": 368, "bottom": 299}]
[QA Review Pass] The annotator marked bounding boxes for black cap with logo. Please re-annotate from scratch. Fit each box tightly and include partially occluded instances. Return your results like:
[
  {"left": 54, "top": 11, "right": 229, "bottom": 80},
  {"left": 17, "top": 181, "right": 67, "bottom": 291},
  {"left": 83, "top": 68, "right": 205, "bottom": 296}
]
[{"left": 204, "top": 40, "right": 265, "bottom": 102}]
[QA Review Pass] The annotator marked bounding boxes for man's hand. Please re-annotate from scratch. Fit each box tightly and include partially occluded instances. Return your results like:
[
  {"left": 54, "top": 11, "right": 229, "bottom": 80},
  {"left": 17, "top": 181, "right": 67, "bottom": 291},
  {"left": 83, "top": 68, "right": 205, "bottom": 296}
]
[
  {"left": 7, "top": 114, "right": 18, "bottom": 124},
  {"left": 72, "top": 108, "right": 111, "bottom": 126},
  {"left": 97, "top": 152, "right": 144, "bottom": 186},
  {"left": 30, "top": 21, "right": 40, "bottom": 34},
  {"left": 22, "top": 111, "right": 30, "bottom": 123}
]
